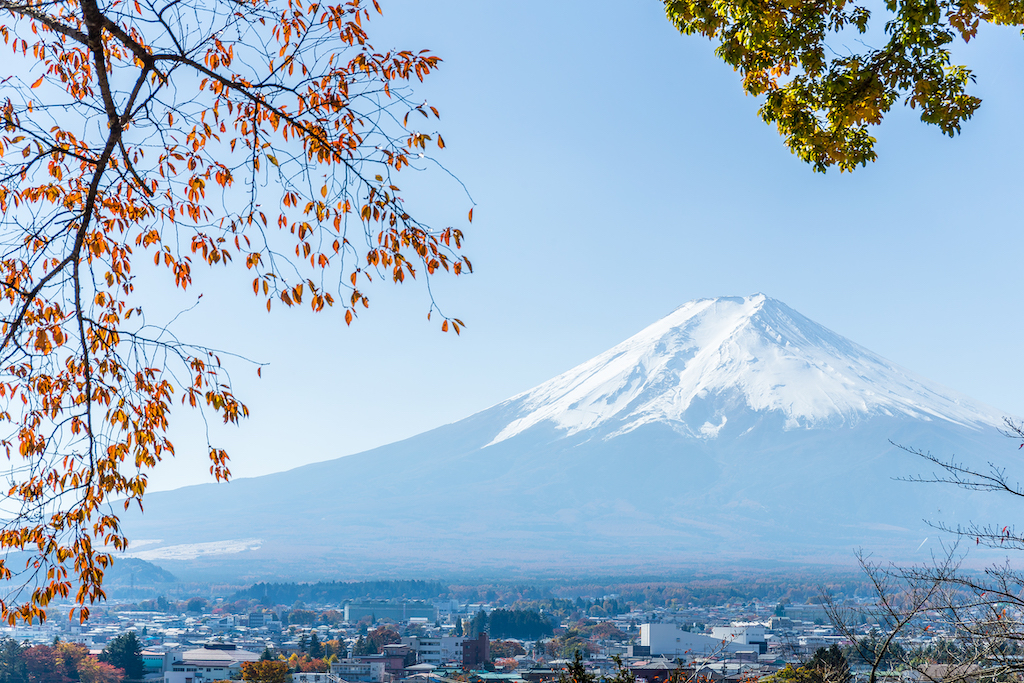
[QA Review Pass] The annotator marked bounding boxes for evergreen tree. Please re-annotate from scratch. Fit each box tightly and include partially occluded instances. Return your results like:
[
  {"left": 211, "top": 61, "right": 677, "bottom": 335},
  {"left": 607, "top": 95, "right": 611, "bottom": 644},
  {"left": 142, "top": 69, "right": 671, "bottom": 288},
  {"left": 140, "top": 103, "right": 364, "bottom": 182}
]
[
  {"left": 99, "top": 632, "right": 144, "bottom": 681},
  {"left": 298, "top": 634, "right": 308, "bottom": 654},
  {"left": 0, "top": 639, "right": 27, "bottom": 683},
  {"left": 558, "top": 651, "right": 594, "bottom": 683},
  {"left": 309, "top": 634, "right": 323, "bottom": 660},
  {"left": 260, "top": 648, "right": 274, "bottom": 662},
  {"left": 453, "top": 619, "right": 463, "bottom": 637},
  {"left": 469, "top": 611, "right": 487, "bottom": 638}
]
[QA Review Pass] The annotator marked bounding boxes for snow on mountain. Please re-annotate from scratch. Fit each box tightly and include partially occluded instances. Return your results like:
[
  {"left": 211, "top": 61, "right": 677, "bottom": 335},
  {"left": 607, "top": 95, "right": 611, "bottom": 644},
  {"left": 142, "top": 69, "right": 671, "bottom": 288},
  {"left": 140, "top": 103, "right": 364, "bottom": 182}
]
[{"left": 489, "top": 294, "right": 1002, "bottom": 445}]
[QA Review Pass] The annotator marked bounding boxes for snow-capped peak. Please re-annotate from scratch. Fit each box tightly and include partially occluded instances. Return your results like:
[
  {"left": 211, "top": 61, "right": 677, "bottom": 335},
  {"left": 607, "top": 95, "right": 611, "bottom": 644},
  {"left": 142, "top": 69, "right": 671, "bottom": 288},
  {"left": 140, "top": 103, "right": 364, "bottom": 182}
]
[{"left": 487, "top": 294, "right": 1004, "bottom": 446}]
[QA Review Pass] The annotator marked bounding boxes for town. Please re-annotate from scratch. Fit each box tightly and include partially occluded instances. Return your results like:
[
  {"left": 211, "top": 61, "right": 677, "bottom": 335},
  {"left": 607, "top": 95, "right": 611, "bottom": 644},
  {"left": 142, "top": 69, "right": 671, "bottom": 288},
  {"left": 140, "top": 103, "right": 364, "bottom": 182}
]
[{"left": 0, "top": 581, "right": 980, "bottom": 683}]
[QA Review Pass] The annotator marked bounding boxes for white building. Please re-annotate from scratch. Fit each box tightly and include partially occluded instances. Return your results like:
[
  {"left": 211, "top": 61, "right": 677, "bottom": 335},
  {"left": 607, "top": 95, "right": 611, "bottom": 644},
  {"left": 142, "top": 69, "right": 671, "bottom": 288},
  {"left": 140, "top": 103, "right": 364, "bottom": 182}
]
[
  {"left": 330, "top": 659, "right": 386, "bottom": 683},
  {"left": 165, "top": 645, "right": 260, "bottom": 683},
  {"left": 710, "top": 622, "right": 768, "bottom": 653},
  {"left": 401, "top": 636, "right": 464, "bottom": 665},
  {"left": 163, "top": 669, "right": 203, "bottom": 683},
  {"left": 640, "top": 624, "right": 759, "bottom": 657},
  {"left": 292, "top": 674, "right": 341, "bottom": 683}
]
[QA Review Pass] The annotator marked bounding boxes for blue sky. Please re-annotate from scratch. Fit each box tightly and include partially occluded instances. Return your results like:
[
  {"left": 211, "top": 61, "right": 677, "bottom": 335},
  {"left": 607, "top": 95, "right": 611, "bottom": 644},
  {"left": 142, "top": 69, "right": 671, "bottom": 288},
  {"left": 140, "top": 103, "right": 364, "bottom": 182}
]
[{"left": 147, "top": 0, "right": 1024, "bottom": 491}]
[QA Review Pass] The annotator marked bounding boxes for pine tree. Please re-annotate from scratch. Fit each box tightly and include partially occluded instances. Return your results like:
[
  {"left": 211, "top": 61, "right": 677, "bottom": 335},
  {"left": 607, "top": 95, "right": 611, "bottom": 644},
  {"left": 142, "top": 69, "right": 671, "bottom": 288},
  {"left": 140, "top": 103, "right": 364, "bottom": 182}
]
[
  {"left": 99, "top": 632, "right": 145, "bottom": 681},
  {"left": 309, "top": 633, "right": 324, "bottom": 660},
  {"left": 470, "top": 611, "right": 487, "bottom": 638},
  {"left": 0, "top": 638, "right": 27, "bottom": 683}
]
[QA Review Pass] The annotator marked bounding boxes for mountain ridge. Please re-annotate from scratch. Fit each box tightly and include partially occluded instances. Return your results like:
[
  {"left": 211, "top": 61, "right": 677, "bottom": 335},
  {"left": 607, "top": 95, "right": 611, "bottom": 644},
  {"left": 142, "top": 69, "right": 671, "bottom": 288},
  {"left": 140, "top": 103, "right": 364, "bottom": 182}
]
[{"left": 119, "top": 294, "right": 1016, "bottom": 580}]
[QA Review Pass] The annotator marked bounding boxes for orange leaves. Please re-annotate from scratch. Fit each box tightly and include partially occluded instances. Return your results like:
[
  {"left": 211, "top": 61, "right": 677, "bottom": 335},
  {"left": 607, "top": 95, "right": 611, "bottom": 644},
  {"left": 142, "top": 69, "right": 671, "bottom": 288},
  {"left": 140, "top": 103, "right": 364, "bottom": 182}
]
[
  {"left": 0, "top": 0, "right": 472, "bottom": 626},
  {"left": 440, "top": 317, "right": 465, "bottom": 335},
  {"left": 209, "top": 448, "right": 231, "bottom": 481}
]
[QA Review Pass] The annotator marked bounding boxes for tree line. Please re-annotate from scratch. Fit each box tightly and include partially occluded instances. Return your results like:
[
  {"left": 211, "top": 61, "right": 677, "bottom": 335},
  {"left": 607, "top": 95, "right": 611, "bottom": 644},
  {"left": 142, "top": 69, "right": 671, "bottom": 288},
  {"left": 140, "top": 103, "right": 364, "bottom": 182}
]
[
  {"left": 232, "top": 581, "right": 447, "bottom": 605},
  {"left": 466, "top": 609, "right": 554, "bottom": 640}
]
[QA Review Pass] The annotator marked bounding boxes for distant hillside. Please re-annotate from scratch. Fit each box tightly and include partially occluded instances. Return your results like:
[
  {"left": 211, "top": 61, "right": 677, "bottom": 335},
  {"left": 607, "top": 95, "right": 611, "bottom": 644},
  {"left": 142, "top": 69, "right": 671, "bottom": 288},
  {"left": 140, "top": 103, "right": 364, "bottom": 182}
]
[
  {"left": 105, "top": 557, "right": 177, "bottom": 586},
  {"left": 232, "top": 579, "right": 448, "bottom": 604}
]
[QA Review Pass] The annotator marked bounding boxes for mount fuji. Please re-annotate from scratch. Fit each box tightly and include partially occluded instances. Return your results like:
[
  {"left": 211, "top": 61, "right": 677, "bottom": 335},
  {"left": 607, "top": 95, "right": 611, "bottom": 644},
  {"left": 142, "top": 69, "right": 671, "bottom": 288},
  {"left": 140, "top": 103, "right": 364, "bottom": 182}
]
[{"left": 121, "top": 295, "right": 1017, "bottom": 579}]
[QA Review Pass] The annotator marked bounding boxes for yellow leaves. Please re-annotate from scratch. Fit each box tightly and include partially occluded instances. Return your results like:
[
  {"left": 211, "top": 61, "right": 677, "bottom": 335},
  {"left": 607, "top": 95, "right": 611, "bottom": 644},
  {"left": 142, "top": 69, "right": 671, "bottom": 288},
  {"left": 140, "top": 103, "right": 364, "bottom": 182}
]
[{"left": 33, "top": 329, "right": 52, "bottom": 354}]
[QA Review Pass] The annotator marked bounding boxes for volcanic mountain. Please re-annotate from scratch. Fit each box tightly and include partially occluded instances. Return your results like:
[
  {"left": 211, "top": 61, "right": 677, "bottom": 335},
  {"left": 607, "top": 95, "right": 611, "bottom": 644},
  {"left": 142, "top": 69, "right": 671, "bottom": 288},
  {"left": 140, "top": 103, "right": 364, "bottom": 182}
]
[{"left": 121, "top": 295, "right": 1015, "bottom": 579}]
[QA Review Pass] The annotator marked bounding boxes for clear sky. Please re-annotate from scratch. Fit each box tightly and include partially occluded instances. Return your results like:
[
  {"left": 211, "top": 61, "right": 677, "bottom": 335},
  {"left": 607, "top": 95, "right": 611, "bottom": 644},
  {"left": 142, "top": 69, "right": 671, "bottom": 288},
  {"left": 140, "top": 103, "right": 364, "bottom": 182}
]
[{"left": 144, "top": 0, "right": 1024, "bottom": 491}]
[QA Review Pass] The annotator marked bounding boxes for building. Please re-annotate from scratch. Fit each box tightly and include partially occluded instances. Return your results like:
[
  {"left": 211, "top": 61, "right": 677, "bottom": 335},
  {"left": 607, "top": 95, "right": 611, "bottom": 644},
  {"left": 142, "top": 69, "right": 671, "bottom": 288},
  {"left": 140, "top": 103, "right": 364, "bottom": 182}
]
[
  {"left": 343, "top": 601, "right": 435, "bottom": 623},
  {"left": 166, "top": 644, "right": 260, "bottom": 682},
  {"left": 628, "top": 656, "right": 691, "bottom": 683},
  {"left": 710, "top": 623, "right": 768, "bottom": 654},
  {"left": 780, "top": 605, "right": 830, "bottom": 624},
  {"left": 462, "top": 634, "right": 489, "bottom": 670},
  {"left": 640, "top": 624, "right": 759, "bottom": 657},
  {"left": 331, "top": 658, "right": 387, "bottom": 683},
  {"left": 142, "top": 649, "right": 176, "bottom": 677},
  {"left": 402, "top": 636, "right": 465, "bottom": 665},
  {"left": 292, "top": 674, "right": 340, "bottom": 683},
  {"left": 164, "top": 665, "right": 204, "bottom": 683}
]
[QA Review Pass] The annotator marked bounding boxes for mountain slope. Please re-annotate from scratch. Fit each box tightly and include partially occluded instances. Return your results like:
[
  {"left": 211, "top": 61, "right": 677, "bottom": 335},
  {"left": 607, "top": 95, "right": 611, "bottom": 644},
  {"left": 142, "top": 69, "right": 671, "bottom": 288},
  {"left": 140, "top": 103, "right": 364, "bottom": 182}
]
[{"left": 120, "top": 295, "right": 1016, "bottom": 580}]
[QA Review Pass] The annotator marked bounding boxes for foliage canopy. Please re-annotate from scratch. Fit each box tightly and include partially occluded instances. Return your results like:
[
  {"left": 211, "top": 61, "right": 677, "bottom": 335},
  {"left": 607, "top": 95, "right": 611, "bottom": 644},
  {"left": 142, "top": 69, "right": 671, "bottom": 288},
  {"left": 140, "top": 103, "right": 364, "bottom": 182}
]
[
  {"left": 241, "top": 662, "right": 288, "bottom": 683},
  {"left": 0, "top": 0, "right": 471, "bottom": 624},
  {"left": 663, "top": 0, "right": 1021, "bottom": 170}
]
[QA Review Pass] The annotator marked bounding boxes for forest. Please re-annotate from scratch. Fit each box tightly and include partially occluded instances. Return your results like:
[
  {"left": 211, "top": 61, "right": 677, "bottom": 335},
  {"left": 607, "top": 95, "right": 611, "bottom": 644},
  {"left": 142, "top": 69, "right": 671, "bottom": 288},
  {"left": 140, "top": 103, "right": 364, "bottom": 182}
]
[{"left": 231, "top": 581, "right": 448, "bottom": 605}]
